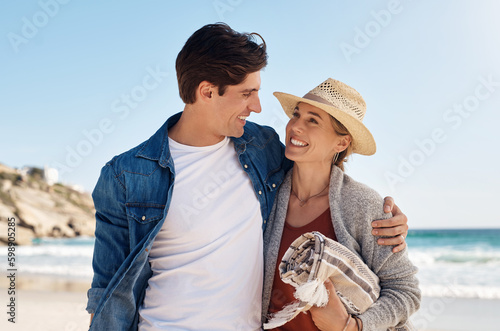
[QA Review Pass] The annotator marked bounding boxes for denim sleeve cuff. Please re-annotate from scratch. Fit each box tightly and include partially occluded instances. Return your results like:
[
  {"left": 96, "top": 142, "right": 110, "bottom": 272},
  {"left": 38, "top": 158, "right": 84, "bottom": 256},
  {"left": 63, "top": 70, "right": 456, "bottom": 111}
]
[{"left": 86, "top": 287, "right": 105, "bottom": 314}]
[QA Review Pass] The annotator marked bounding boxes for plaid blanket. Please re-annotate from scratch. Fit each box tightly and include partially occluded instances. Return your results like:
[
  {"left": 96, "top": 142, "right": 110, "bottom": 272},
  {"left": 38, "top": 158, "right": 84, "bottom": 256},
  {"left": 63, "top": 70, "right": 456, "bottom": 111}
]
[{"left": 264, "top": 232, "right": 414, "bottom": 330}]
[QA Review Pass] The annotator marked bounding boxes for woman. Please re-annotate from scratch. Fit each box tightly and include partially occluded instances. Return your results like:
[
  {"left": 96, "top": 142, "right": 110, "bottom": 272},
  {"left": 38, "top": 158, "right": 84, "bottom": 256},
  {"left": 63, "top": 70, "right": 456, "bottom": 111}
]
[{"left": 262, "top": 78, "right": 420, "bottom": 330}]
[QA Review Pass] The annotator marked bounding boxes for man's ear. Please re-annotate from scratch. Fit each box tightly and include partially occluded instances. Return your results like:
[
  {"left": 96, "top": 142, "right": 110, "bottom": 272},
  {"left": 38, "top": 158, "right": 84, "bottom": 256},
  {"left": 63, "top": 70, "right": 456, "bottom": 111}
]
[{"left": 197, "top": 81, "right": 215, "bottom": 102}]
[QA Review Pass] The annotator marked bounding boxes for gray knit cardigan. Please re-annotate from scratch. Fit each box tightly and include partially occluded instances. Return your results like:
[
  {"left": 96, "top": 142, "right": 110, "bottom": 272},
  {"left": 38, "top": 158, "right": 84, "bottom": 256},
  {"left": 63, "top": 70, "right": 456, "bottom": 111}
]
[{"left": 262, "top": 166, "right": 421, "bottom": 331}]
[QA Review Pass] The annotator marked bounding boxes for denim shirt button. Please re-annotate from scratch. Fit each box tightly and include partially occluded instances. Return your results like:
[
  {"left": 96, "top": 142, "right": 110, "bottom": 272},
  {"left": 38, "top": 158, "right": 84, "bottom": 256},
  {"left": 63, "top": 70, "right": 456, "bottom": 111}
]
[
  {"left": 272, "top": 183, "right": 276, "bottom": 188},
  {"left": 258, "top": 190, "right": 262, "bottom": 195},
  {"left": 142, "top": 216, "right": 146, "bottom": 221},
  {"left": 244, "top": 164, "right": 248, "bottom": 169}
]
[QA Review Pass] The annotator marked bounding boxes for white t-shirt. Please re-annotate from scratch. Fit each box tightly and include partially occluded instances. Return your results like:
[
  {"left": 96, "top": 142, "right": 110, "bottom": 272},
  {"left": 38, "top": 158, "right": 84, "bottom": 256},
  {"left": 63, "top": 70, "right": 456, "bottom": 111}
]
[{"left": 138, "top": 137, "right": 263, "bottom": 331}]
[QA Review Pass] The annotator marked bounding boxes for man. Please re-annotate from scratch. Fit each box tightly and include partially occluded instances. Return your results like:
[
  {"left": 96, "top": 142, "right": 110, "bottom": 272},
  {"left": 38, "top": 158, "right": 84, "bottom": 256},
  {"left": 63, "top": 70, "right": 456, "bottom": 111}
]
[{"left": 86, "top": 23, "right": 408, "bottom": 330}]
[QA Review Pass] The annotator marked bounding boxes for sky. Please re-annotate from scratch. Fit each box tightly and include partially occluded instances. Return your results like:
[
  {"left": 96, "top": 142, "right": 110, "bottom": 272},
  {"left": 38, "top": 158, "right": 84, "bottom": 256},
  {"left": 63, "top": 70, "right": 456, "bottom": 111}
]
[{"left": 1, "top": 0, "right": 499, "bottom": 229}]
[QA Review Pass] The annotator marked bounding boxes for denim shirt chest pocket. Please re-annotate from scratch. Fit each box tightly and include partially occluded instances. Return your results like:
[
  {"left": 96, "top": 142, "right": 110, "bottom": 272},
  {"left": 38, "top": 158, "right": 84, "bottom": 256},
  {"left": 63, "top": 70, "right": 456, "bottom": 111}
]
[{"left": 126, "top": 202, "right": 166, "bottom": 248}]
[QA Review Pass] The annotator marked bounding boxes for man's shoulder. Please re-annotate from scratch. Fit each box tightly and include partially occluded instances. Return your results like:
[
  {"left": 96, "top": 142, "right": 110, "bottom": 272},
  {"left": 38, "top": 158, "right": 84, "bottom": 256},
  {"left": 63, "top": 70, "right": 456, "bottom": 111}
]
[
  {"left": 103, "top": 116, "right": 173, "bottom": 174},
  {"left": 103, "top": 141, "right": 151, "bottom": 173},
  {"left": 243, "top": 121, "right": 281, "bottom": 144},
  {"left": 244, "top": 120, "right": 277, "bottom": 133}
]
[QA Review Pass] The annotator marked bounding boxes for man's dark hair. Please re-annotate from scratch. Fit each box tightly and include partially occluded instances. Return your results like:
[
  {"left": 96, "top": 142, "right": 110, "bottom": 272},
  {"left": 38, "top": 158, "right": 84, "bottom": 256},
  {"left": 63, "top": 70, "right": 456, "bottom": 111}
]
[{"left": 176, "top": 23, "right": 268, "bottom": 104}]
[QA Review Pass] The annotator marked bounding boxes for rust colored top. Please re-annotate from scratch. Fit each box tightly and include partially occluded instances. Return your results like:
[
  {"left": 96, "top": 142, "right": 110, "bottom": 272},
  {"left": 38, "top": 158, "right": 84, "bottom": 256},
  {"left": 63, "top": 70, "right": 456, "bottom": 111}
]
[{"left": 268, "top": 208, "right": 337, "bottom": 331}]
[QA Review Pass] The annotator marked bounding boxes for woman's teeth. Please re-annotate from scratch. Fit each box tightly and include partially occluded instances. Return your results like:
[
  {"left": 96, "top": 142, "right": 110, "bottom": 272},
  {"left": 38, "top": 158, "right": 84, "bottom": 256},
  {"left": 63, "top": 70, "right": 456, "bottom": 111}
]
[{"left": 291, "top": 138, "right": 308, "bottom": 147}]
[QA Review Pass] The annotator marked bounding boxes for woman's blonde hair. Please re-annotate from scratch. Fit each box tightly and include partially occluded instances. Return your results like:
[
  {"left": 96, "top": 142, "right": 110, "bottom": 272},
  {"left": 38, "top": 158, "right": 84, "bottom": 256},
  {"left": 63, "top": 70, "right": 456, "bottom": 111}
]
[{"left": 330, "top": 116, "right": 353, "bottom": 171}]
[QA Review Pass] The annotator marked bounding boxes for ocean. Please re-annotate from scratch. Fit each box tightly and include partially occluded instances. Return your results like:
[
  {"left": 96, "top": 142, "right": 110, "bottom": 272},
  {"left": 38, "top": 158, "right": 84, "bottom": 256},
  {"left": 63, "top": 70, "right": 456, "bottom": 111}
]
[
  {"left": 14, "top": 236, "right": 95, "bottom": 281},
  {"left": 407, "top": 228, "right": 500, "bottom": 299},
  {"left": 5, "top": 228, "right": 500, "bottom": 299}
]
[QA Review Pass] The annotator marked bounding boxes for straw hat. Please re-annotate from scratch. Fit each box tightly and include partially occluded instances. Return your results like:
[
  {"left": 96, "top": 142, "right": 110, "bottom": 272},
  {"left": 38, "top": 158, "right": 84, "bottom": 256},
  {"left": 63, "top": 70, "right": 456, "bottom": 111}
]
[{"left": 274, "top": 78, "right": 376, "bottom": 155}]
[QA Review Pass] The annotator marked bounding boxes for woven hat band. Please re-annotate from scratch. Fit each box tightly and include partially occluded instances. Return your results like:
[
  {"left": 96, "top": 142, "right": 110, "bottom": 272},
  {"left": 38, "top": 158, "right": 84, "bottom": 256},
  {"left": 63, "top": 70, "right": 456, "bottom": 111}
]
[
  {"left": 301, "top": 93, "right": 332, "bottom": 108},
  {"left": 302, "top": 92, "right": 363, "bottom": 123}
]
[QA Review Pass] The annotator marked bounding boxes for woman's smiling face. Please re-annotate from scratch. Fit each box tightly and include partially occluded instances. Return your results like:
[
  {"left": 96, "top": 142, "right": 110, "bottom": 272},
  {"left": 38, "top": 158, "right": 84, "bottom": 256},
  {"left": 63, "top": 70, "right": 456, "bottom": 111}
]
[{"left": 285, "top": 102, "right": 350, "bottom": 165}]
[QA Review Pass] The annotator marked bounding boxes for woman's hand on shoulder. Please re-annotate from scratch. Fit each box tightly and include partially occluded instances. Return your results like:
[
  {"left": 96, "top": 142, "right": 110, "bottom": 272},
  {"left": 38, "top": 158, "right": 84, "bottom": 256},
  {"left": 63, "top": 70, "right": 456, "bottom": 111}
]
[
  {"left": 371, "top": 196, "right": 409, "bottom": 253},
  {"left": 309, "top": 280, "right": 358, "bottom": 331}
]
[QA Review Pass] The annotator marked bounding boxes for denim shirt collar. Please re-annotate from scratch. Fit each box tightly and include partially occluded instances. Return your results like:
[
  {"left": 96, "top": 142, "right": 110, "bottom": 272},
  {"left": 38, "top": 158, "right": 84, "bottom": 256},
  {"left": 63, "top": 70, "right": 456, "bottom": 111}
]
[
  {"left": 135, "top": 111, "right": 260, "bottom": 166},
  {"left": 135, "top": 112, "right": 181, "bottom": 169},
  {"left": 230, "top": 126, "right": 256, "bottom": 155}
]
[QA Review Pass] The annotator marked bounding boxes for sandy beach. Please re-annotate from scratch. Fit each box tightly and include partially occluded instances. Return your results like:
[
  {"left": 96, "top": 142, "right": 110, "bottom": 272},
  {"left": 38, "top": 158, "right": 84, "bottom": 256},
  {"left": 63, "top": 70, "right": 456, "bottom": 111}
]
[
  {"left": 1, "top": 288, "right": 89, "bottom": 331},
  {"left": 1, "top": 276, "right": 499, "bottom": 331},
  {"left": 0, "top": 275, "right": 91, "bottom": 331},
  {"left": 412, "top": 296, "right": 500, "bottom": 331}
]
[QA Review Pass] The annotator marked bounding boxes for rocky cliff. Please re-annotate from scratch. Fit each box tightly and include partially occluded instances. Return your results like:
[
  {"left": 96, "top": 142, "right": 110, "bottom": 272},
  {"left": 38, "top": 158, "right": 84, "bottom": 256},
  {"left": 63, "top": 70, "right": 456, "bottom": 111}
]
[{"left": 0, "top": 164, "right": 95, "bottom": 245}]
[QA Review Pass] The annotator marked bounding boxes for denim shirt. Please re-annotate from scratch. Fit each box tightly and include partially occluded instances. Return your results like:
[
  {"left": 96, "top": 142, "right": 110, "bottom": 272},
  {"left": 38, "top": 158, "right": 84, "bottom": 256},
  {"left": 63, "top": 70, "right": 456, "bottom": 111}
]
[{"left": 86, "top": 112, "right": 292, "bottom": 330}]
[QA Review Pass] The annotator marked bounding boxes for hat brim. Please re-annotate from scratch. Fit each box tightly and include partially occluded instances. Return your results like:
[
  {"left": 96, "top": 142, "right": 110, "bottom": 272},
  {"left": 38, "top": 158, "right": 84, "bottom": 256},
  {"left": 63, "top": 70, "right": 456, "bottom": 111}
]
[{"left": 273, "top": 92, "right": 376, "bottom": 156}]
